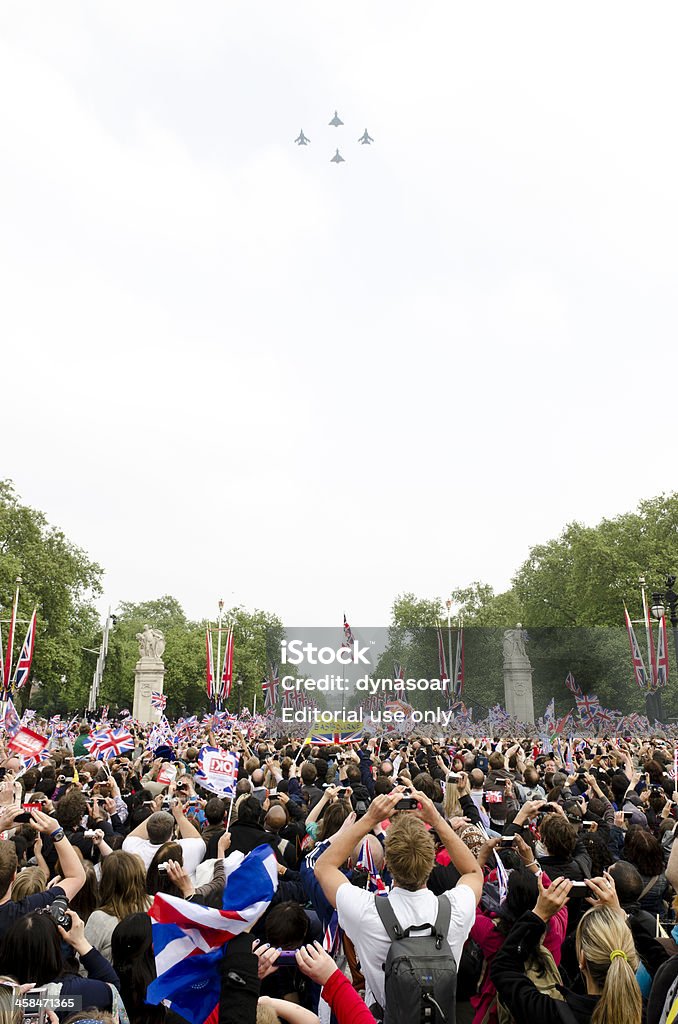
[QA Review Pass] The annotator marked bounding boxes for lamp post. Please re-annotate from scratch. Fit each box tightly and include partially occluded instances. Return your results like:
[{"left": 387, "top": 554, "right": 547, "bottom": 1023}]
[{"left": 651, "top": 575, "right": 678, "bottom": 665}]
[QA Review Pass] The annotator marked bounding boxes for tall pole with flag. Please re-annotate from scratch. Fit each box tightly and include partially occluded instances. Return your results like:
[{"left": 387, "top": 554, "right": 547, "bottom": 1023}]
[
  {"left": 2, "top": 577, "right": 21, "bottom": 702},
  {"left": 215, "top": 599, "right": 224, "bottom": 708},
  {"left": 445, "top": 600, "right": 453, "bottom": 700},
  {"left": 88, "top": 609, "right": 114, "bottom": 713}
]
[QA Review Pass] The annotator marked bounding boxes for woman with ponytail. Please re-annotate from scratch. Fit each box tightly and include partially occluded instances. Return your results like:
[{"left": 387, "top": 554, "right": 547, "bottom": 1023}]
[{"left": 490, "top": 871, "right": 642, "bottom": 1024}]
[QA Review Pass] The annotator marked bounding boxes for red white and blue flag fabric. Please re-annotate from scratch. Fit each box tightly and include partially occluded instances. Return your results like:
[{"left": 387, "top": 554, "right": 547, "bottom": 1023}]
[
  {"left": 205, "top": 628, "right": 215, "bottom": 701},
  {"left": 85, "top": 727, "right": 134, "bottom": 760},
  {"left": 146, "top": 844, "right": 278, "bottom": 1024},
  {"left": 3, "top": 698, "right": 21, "bottom": 737},
  {"left": 343, "top": 613, "right": 355, "bottom": 649},
  {"left": 13, "top": 608, "right": 36, "bottom": 691},
  {"left": 575, "top": 694, "right": 601, "bottom": 727},
  {"left": 564, "top": 672, "right": 582, "bottom": 698},
  {"left": 453, "top": 625, "right": 464, "bottom": 701},
  {"left": 436, "top": 626, "right": 449, "bottom": 692},
  {"left": 624, "top": 606, "right": 649, "bottom": 690},
  {"left": 308, "top": 731, "right": 363, "bottom": 746},
  {"left": 219, "top": 626, "right": 234, "bottom": 704},
  {"left": 263, "top": 664, "right": 279, "bottom": 710},
  {"left": 656, "top": 614, "right": 669, "bottom": 689},
  {"left": 151, "top": 691, "right": 167, "bottom": 711}
]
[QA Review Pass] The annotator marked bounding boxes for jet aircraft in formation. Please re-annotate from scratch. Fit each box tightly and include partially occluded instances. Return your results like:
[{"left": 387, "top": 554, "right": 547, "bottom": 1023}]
[{"left": 294, "top": 111, "right": 373, "bottom": 164}]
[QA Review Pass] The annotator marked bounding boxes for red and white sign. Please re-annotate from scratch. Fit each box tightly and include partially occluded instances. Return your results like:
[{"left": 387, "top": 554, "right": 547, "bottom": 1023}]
[
  {"left": 157, "top": 763, "right": 177, "bottom": 786},
  {"left": 8, "top": 727, "right": 48, "bottom": 759},
  {"left": 197, "top": 746, "right": 238, "bottom": 796}
]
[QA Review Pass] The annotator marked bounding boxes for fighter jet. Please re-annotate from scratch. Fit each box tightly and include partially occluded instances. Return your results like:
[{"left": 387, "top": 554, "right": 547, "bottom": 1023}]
[
  {"left": 329, "top": 110, "right": 344, "bottom": 127},
  {"left": 294, "top": 130, "right": 310, "bottom": 146},
  {"left": 358, "top": 129, "right": 374, "bottom": 145},
  {"left": 330, "top": 148, "right": 345, "bottom": 164}
]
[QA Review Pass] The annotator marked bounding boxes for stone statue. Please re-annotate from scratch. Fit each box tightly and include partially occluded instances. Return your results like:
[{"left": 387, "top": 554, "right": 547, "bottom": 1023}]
[
  {"left": 136, "top": 624, "right": 166, "bottom": 660},
  {"left": 502, "top": 627, "right": 528, "bottom": 663}
]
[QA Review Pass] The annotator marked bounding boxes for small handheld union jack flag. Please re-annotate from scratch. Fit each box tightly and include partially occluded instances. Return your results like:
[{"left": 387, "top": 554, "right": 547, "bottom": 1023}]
[
  {"left": 85, "top": 727, "right": 134, "bottom": 760},
  {"left": 151, "top": 691, "right": 167, "bottom": 711}
]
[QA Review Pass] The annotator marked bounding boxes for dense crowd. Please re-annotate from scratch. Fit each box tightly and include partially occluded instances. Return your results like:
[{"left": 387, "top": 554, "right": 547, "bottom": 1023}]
[{"left": 1, "top": 723, "right": 678, "bottom": 1024}]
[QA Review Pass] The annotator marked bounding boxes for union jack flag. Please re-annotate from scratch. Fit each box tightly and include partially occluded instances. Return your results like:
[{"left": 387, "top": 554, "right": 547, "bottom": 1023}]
[
  {"left": 656, "top": 614, "right": 669, "bottom": 689},
  {"left": 85, "top": 727, "right": 134, "bottom": 760},
  {"left": 436, "top": 626, "right": 449, "bottom": 692},
  {"left": 594, "top": 707, "right": 616, "bottom": 728},
  {"left": 453, "top": 624, "right": 464, "bottom": 700},
  {"left": 323, "top": 909, "right": 343, "bottom": 956},
  {"left": 393, "top": 662, "right": 405, "bottom": 683},
  {"left": 3, "top": 698, "right": 20, "bottom": 737},
  {"left": 148, "top": 716, "right": 174, "bottom": 750},
  {"left": 281, "top": 690, "right": 294, "bottom": 711},
  {"left": 624, "top": 606, "right": 649, "bottom": 690},
  {"left": 206, "top": 628, "right": 215, "bottom": 700},
  {"left": 564, "top": 671, "right": 582, "bottom": 697},
  {"left": 575, "top": 693, "right": 601, "bottom": 727},
  {"left": 343, "top": 614, "right": 355, "bottom": 648},
  {"left": 263, "top": 664, "right": 279, "bottom": 710},
  {"left": 355, "top": 837, "right": 387, "bottom": 892},
  {"left": 219, "top": 626, "right": 234, "bottom": 703},
  {"left": 13, "top": 608, "right": 36, "bottom": 690},
  {"left": 151, "top": 691, "right": 167, "bottom": 711}
]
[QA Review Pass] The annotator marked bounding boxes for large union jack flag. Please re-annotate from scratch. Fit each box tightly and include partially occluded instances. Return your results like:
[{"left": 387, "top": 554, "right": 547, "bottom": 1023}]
[
  {"left": 263, "top": 664, "right": 279, "bottom": 710},
  {"left": 151, "top": 691, "right": 167, "bottom": 711},
  {"left": 85, "top": 727, "right": 134, "bottom": 760},
  {"left": 624, "top": 606, "right": 649, "bottom": 690},
  {"left": 343, "top": 613, "right": 355, "bottom": 649},
  {"left": 13, "top": 608, "right": 37, "bottom": 691}
]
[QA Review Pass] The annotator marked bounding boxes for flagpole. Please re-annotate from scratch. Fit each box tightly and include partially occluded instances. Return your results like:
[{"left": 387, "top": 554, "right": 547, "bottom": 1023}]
[
  {"left": 215, "top": 600, "right": 224, "bottom": 712},
  {"left": 3, "top": 577, "right": 21, "bottom": 700},
  {"left": 445, "top": 600, "right": 453, "bottom": 704}
]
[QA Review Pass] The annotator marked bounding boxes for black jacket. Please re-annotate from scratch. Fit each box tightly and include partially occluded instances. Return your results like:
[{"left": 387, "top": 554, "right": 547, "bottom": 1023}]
[
  {"left": 490, "top": 910, "right": 596, "bottom": 1024},
  {"left": 219, "top": 933, "right": 259, "bottom": 1024}
]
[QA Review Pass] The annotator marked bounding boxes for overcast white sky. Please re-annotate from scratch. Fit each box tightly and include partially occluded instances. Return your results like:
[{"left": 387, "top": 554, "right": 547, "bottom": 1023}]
[{"left": 1, "top": 2, "right": 677, "bottom": 628}]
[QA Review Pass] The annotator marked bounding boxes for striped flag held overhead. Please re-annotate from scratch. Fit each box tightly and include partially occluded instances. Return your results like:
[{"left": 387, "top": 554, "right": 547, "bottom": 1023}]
[{"left": 146, "top": 845, "right": 278, "bottom": 1024}]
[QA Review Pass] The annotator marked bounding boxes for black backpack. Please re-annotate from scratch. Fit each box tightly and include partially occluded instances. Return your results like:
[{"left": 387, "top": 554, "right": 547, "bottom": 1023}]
[{"left": 374, "top": 893, "right": 457, "bottom": 1024}]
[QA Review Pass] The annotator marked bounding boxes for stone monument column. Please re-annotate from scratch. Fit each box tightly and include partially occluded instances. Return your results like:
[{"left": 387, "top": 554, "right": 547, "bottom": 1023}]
[
  {"left": 502, "top": 625, "right": 535, "bottom": 724},
  {"left": 133, "top": 624, "right": 166, "bottom": 725}
]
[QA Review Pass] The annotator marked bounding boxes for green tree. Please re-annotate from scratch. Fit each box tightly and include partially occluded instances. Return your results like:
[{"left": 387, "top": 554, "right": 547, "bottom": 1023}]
[
  {"left": 100, "top": 598, "right": 286, "bottom": 717},
  {"left": 0, "top": 480, "right": 103, "bottom": 713}
]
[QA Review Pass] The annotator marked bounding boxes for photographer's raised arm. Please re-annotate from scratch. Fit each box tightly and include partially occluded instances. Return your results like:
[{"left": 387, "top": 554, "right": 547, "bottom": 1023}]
[
  {"left": 315, "top": 790, "right": 404, "bottom": 907},
  {"left": 30, "top": 809, "right": 85, "bottom": 900}
]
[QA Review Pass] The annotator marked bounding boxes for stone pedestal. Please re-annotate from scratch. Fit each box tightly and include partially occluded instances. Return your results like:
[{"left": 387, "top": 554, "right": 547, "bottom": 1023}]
[
  {"left": 503, "top": 664, "right": 536, "bottom": 724},
  {"left": 133, "top": 657, "right": 165, "bottom": 725},
  {"left": 502, "top": 627, "right": 535, "bottom": 725}
]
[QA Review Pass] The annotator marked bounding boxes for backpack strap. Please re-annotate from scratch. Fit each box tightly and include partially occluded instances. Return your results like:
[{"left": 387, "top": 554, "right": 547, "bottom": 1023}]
[
  {"left": 433, "top": 895, "right": 452, "bottom": 944},
  {"left": 374, "top": 894, "right": 451, "bottom": 948},
  {"left": 374, "top": 893, "right": 406, "bottom": 941},
  {"left": 639, "top": 875, "right": 659, "bottom": 901}
]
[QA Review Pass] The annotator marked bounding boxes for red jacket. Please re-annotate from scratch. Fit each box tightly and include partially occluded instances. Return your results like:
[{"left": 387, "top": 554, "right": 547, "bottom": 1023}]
[{"left": 322, "top": 968, "right": 377, "bottom": 1024}]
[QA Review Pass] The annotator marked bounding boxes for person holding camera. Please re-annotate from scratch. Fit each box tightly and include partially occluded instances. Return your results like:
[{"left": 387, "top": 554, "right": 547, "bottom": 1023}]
[
  {"left": 0, "top": 807, "right": 85, "bottom": 937},
  {"left": 315, "top": 785, "right": 483, "bottom": 1016}
]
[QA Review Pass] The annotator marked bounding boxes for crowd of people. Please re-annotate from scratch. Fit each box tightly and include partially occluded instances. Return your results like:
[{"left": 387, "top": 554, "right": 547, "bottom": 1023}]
[{"left": 0, "top": 721, "right": 678, "bottom": 1024}]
